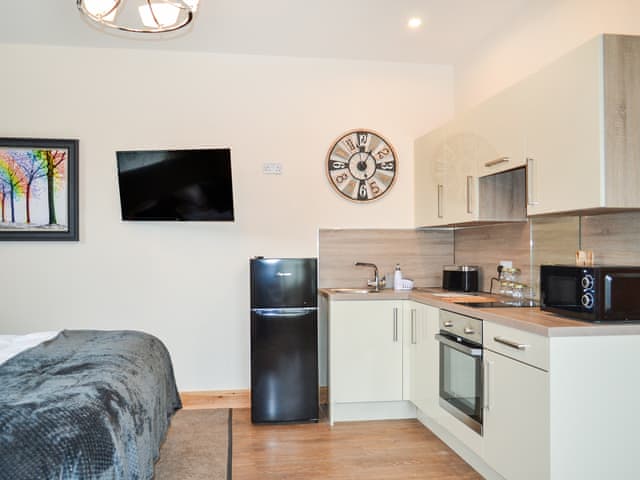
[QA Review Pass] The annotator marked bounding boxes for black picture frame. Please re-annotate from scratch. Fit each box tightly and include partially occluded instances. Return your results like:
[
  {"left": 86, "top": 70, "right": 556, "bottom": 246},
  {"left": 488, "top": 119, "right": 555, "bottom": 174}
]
[{"left": 0, "top": 138, "right": 79, "bottom": 241}]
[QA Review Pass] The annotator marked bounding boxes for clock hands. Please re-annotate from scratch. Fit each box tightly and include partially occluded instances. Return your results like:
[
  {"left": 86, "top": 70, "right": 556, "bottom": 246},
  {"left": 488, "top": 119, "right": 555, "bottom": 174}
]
[{"left": 327, "top": 130, "right": 396, "bottom": 202}]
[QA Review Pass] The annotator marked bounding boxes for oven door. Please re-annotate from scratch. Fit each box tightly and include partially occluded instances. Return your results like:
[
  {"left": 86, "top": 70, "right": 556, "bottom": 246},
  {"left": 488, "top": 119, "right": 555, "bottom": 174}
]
[{"left": 435, "top": 332, "right": 483, "bottom": 434}]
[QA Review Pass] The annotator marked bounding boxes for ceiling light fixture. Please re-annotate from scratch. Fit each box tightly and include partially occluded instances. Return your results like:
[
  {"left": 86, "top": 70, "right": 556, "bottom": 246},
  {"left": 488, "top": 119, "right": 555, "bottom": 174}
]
[
  {"left": 408, "top": 17, "right": 423, "bottom": 29},
  {"left": 77, "top": 0, "right": 199, "bottom": 33}
]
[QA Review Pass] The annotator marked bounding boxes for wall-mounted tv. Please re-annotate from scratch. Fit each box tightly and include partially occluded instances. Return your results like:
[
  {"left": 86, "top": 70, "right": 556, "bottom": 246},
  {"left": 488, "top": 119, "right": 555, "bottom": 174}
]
[{"left": 116, "top": 148, "right": 234, "bottom": 221}]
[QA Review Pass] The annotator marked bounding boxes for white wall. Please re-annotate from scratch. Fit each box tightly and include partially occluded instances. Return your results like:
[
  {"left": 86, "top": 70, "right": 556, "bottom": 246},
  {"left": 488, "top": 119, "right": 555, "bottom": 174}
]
[
  {"left": 0, "top": 44, "right": 453, "bottom": 390},
  {"left": 455, "top": 0, "right": 640, "bottom": 111}
]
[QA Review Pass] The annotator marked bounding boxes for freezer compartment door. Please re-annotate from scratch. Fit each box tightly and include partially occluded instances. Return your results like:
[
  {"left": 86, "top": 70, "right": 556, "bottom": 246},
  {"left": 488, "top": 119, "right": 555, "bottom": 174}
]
[
  {"left": 250, "top": 258, "right": 317, "bottom": 308},
  {"left": 250, "top": 309, "right": 319, "bottom": 423}
]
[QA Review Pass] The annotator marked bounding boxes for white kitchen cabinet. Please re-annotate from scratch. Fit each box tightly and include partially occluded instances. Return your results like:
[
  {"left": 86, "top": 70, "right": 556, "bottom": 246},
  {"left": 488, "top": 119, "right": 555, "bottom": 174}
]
[
  {"left": 415, "top": 34, "right": 640, "bottom": 221},
  {"left": 469, "top": 85, "right": 528, "bottom": 177},
  {"left": 414, "top": 125, "right": 449, "bottom": 226},
  {"left": 483, "top": 349, "right": 549, "bottom": 480},
  {"left": 408, "top": 302, "right": 439, "bottom": 416},
  {"left": 524, "top": 34, "right": 640, "bottom": 215},
  {"left": 329, "top": 300, "right": 404, "bottom": 404},
  {"left": 414, "top": 118, "right": 480, "bottom": 226},
  {"left": 414, "top": 113, "right": 525, "bottom": 227},
  {"left": 444, "top": 113, "right": 480, "bottom": 224}
]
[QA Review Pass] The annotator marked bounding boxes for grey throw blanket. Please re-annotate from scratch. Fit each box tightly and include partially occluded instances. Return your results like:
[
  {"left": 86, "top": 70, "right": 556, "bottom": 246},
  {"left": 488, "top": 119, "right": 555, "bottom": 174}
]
[{"left": 0, "top": 330, "right": 182, "bottom": 480}]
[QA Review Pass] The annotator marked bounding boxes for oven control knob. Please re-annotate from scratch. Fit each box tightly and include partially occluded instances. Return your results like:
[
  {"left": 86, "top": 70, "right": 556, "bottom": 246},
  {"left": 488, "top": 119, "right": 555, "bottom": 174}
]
[
  {"left": 581, "top": 293, "right": 594, "bottom": 309},
  {"left": 581, "top": 274, "right": 594, "bottom": 290},
  {"left": 464, "top": 327, "right": 475, "bottom": 335}
]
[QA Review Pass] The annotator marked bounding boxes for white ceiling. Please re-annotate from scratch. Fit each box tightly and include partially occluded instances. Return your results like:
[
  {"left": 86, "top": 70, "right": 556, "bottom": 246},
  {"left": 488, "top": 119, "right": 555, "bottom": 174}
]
[{"left": 0, "top": 1, "right": 534, "bottom": 64}]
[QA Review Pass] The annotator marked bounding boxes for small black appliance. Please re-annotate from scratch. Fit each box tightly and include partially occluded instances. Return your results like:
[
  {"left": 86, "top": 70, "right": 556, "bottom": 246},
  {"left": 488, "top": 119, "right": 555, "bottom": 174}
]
[
  {"left": 442, "top": 265, "right": 479, "bottom": 292},
  {"left": 540, "top": 265, "right": 640, "bottom": 322}
]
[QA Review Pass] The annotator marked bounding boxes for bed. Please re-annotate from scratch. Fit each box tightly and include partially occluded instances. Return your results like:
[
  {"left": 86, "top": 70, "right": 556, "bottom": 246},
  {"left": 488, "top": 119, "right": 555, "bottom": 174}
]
[{"left": 0, "top": 330, "right": 182, "bottom": 480}]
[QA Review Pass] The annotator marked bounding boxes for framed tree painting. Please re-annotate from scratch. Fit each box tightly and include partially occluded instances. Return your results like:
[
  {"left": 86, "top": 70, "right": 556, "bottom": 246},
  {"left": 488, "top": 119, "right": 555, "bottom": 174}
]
[{"left": 0, "top": 138, "right": 78, "bottom": 241}]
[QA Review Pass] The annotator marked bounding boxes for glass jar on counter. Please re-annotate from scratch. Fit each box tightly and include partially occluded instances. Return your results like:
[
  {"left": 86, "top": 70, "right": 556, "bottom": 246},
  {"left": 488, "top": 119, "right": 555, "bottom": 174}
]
[
  {"left": 512, "top": 283, "right": 525, "bottom": 299},
  {"left": 501, "top": 267, "right": 521, "bottom": 282},
  {"left": 499, "top": 281, "right": 514, "bottom": 296}
]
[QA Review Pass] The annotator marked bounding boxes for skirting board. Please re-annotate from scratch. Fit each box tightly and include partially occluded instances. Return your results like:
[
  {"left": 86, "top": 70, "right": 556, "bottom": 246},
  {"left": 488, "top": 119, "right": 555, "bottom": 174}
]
[
  {"left": 181, "top": 386, "right": 328, "bottom": 410},
  {"left": 330, "top": 401, "right": 416, "bottom": 425},
  {"left": 181, "top": 390, "right": 251, "bottom": 410}
]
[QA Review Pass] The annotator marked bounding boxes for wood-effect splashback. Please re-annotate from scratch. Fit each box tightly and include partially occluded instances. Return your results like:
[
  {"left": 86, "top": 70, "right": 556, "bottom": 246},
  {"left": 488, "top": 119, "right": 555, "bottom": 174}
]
[
  {"left": 581, "top": 211, "right": 640, "bottom": 265},
  {"left": 453, "top": 211, "right": 640, "bottom": 297},
  {"left": 453, "top": 222, "right": 531, "bottom": 293},
  {"left": 318, "top": 229, "right": 453, "bottom": 288}
]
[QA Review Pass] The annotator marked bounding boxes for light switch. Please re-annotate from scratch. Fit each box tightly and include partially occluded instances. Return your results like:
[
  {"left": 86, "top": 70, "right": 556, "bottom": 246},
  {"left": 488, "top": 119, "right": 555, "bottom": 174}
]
[{"left": 263, "top": 163, "right": 283, "bottom": 175}]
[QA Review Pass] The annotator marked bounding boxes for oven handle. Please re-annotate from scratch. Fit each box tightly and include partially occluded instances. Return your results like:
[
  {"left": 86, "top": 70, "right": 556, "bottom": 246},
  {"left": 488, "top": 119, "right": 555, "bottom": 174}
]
[{"left": 435, "top": 334, "right": 482, "bottom": 357}]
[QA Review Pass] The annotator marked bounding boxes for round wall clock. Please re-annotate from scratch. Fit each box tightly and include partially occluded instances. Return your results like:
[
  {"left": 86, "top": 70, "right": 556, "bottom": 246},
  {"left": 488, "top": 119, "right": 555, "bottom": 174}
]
[{"left": 326, "top": 129, "right": 398, "bottom": 202}]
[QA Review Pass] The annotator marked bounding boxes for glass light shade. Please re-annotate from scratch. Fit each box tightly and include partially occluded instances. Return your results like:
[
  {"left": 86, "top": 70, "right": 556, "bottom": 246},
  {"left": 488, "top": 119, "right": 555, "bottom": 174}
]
[
  {"left": 139, "top": 3, "right": 180, "bottom": 28},
  {"left": 182, "top": 0, "right": 199, "bottom": 11},
  {"left": 83, "top": 0, "right": 118, "bottom": 20},
  {"left": 77, "top": 0, "right": 198, "bottom": 33}
]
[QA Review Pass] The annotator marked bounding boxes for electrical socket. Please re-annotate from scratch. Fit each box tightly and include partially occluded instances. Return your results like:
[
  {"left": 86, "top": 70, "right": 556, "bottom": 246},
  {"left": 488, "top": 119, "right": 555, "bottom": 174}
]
[{"left": 499, "top": 260, "right": 513, "bottom": 268}]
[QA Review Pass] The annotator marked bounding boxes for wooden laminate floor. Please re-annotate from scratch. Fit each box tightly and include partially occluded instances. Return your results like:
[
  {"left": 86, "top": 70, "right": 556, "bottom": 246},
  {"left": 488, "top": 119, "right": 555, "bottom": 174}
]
[{"left": 232, "top": 408, "right": 482, "bottom": 480}]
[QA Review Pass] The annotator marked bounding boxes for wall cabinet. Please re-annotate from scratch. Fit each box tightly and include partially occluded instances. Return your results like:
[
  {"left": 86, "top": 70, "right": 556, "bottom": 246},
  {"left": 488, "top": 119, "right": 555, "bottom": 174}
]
[
  {"left": 329, "top": 300, "right": 404, "bottom": 403},
  {"left": 414, "top": 126, "right": 449, "bottom": 226},
  {"left": 445, "top": 113, "right": 480, "bottom": 224},
  {"left": 468, "top": 85, "right": 528, "bottom": 177},
  {"left": 415, "top": 34, "right": 640, "bottom": 225},
  {"left": 524, "top": 34, "right": 640, "bottom": 215},
  {"left": 415, "top": 120, "right": 480, "bottom": 226},
  {"left": 414, "top": 111, "right": 526, "bottom": 227}
]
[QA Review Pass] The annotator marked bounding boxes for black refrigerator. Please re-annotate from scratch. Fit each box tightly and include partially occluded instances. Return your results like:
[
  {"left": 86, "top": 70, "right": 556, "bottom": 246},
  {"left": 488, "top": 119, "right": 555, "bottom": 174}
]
[{"left": 250, "top": 257, "right": 319, "bottom": 423}]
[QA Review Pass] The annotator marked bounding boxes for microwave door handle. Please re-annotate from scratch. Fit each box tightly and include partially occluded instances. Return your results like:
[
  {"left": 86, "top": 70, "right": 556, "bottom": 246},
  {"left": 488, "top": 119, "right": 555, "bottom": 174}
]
[
  {"left": 605, "top": 275, "right": 613, "bottom": 312},
  {"left": 435, "top": 334, "right": 482, "bottom": 357}
]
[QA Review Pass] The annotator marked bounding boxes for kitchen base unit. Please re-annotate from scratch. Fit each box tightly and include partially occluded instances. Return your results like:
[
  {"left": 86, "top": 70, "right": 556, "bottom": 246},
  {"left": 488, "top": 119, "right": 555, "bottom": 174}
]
[
  {"left": 322, "top": 290, "right": 640, "bottom": 480},
  {"left": 327, "top": 298, "right": 416, "bottom": 425},
  {"left": 426, "top": 321, "right": 640, "bottom": 480}
]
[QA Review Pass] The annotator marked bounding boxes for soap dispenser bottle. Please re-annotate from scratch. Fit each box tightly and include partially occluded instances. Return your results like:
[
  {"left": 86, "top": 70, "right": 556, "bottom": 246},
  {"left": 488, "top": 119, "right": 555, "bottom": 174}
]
[{"left": 393, "top": 264, "right": 403, "bottom": 290}]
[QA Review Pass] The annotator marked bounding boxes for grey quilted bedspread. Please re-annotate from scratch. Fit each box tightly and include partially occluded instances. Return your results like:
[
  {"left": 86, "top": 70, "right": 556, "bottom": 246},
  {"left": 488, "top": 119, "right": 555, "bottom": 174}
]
[{"left": 0, "top": 330, "right": 182, "bottom": 480}]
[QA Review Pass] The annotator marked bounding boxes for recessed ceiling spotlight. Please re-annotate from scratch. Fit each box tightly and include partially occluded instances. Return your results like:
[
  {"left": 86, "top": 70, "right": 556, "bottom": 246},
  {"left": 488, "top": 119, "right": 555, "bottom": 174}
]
[{"left": 408, "top": 17, "right": 423, "bottom": 29}]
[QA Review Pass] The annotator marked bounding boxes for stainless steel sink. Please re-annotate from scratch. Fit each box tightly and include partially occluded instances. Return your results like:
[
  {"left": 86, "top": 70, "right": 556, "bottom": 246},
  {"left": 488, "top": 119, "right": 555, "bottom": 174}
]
[{"left": 329, "top": 288, "right": 380, "bottom": 294}]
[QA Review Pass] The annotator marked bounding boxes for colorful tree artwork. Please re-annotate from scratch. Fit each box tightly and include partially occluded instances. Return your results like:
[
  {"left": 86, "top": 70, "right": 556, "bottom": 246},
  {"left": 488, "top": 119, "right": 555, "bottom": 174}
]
[{"left": 0, "top": 138, "right": 78, "bottom": 241}]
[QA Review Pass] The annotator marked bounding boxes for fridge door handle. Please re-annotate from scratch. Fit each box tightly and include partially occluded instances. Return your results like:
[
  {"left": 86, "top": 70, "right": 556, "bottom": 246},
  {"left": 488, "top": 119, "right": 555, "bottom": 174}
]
[{"left": 253, "top": 308, "right": 316, "bottom": 316}]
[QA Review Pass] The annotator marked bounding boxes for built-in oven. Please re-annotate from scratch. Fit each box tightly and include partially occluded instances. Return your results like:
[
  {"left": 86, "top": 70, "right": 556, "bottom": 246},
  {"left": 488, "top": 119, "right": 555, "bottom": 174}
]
[{"left": 435, "top": 310, "right": 483, "bottom": 434}]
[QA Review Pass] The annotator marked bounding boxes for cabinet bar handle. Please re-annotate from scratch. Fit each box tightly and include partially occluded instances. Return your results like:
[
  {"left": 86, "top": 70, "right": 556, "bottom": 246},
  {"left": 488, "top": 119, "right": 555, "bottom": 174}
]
[
  {"left": 411, "top": 309, "right": 417, "bottom": 345},
  {"left": 437, "top": 184, "right": 444, "bottom": 218},
  {"left": 466, "top": 176, "right": 473, "bottom": 214},
  {"left": 393, "top": 308, "right": 398, "bottom": 342},
  {"left": 494, "top": 336, "right": 528, "bottom": 350},
  {"left": 526, "top": 157, "right": 539, "bottom": 206},
  {"left": 484, "top": 156, "right": 510, "bottom": 167},
  {"left": 484, "top": 359, "right": 493, "bottom": 410}
]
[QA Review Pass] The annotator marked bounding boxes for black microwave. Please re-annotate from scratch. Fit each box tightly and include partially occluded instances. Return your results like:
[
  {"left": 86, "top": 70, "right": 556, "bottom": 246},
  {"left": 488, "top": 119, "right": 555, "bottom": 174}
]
[{"left": 540, "top": 265, "right": 640, "bottom": 322}]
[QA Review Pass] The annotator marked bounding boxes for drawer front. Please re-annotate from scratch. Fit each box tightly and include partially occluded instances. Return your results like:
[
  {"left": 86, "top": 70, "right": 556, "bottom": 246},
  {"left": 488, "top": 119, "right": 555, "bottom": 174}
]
[{"left": 483, "top": 321, "right": 549, "bottom": 371}]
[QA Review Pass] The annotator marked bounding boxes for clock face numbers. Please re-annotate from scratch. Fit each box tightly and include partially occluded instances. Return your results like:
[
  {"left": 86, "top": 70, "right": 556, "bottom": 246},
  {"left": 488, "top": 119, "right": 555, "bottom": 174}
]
[{"left": 327, "top": 130, "right": 397, "bottom": 202}]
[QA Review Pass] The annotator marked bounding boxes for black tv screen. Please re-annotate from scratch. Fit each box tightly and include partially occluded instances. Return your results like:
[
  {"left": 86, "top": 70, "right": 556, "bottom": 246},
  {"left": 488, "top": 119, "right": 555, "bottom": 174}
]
[{"left": 116, "top": 148, "right": 234, "bottom": 221}]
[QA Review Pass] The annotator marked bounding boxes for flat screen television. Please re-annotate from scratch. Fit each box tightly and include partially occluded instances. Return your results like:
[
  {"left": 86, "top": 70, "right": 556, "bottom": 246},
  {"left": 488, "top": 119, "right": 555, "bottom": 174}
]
[{"left": 116, "top": 148, "right": 234, "bottom": 221}]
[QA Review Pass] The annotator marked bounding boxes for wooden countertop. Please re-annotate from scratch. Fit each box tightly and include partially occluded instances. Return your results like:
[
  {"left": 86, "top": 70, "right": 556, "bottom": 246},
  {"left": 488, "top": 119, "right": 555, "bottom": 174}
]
[{"left": 319, "top": 287, "right": 640, "bottom": 338}]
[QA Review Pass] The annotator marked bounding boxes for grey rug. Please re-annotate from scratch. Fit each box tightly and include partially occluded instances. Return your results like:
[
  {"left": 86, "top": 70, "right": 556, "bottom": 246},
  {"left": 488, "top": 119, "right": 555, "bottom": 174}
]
[{"left": 155, "top": 409, "right": 232, "bottom": 480}]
